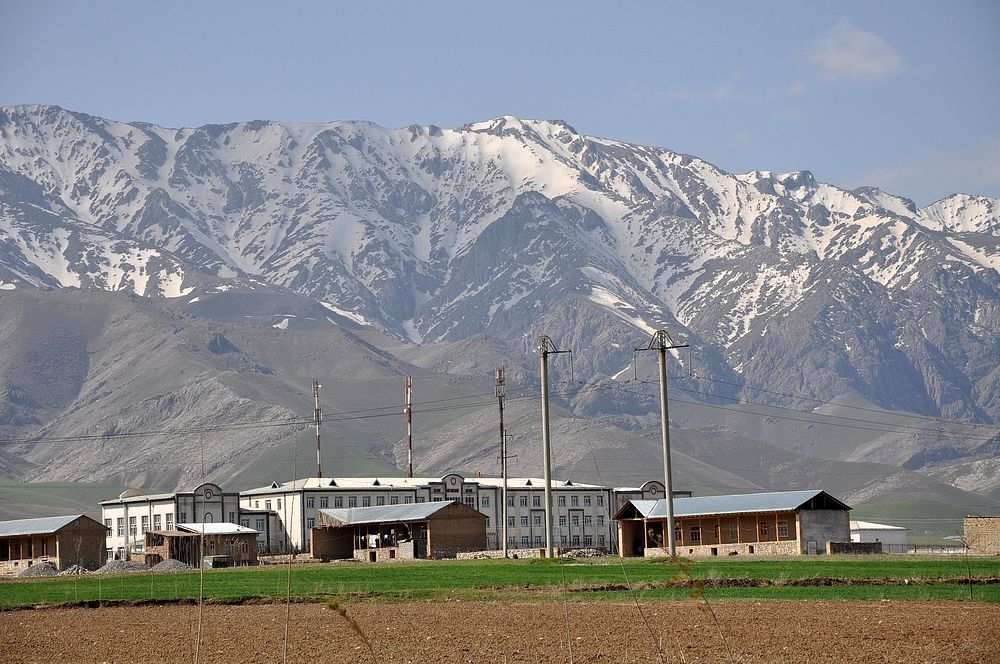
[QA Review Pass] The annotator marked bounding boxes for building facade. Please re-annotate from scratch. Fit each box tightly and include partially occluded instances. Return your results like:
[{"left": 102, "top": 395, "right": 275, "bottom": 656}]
[
  {"left": 615, "top": 489, "right": 852, "bottom": 557},
  {"left": 0, "top": 515, "right": 108, "bottom": 574},
  {"left": 241, "top": 474, "right": 665, "bottom": 555},
  {"left": 100, "top": 482, "right": 249, "bottom": 560}
]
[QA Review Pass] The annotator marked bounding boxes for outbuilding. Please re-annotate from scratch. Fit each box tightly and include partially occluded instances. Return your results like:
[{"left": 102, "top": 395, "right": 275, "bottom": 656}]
[
  {"left": 141, "top": 523, "right": 259, "bottom": 567},
  {"left": 615, "top": 489, "right": 851, "bottom": 557},
  {"left": 0, "top": 514, "right": 108, "bottom": 574},
  {"left": 311, "top": 500, "right": 487, "bottom": 561}
]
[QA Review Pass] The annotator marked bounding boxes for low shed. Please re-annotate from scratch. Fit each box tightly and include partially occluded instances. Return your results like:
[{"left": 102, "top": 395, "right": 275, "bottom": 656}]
[
  {"left": 142, "top": 523, "right": 259, "bottom": 567},
  {"left": 615, "top": 489, "right": 851, "bottom": 557},
  {"left": 0, "top": 514, "right": 108, "bottom": 574},
  {"left": 312, "top": 500, "right": 487, "bottom": 561}
]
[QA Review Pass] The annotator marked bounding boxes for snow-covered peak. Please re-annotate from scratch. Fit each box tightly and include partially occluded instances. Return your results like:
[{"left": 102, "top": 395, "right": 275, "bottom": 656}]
[{"left": 920, "top": 194, "right": 1000, "bottom": 235}]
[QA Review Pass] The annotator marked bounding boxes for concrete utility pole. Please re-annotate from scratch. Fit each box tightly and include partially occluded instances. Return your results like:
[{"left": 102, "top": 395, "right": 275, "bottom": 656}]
[
  {"left": 405, "top": 376, "right": 414, "bottom": 478},
  {"left": 635, "top": 330, "right": 688, "bottom": 557},
  {"left": 313, "top": 379, "right": 323, "bottom": 478},
  {"left": 496, "top": 366, "right": 508, "bottom": 557},
  {"left": 539, "top": 335, "right": 571, "bottom": 558}
]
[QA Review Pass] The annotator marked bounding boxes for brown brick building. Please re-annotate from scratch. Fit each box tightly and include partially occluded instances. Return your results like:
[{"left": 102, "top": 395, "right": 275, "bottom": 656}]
[{"left": 0, "top": 514, "right": 108, "bottom": 574}]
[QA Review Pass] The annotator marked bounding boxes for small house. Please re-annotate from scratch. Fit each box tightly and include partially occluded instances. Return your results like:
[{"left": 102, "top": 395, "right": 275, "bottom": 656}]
[{"left": 0, "top": 514, "right": 108, "bottom": 574}]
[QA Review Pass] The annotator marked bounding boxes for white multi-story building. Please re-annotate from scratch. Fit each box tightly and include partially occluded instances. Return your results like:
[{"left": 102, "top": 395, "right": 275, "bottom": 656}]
[
  {"left": 240, "top": 473, "right": 667, "bottom": 555},
  {"left": 99, "top": 482, "right": 251, "bottom": 560}
]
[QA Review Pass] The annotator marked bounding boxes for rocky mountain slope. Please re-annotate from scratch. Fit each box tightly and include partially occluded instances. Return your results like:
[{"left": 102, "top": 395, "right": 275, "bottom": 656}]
[{"left": 1, "top": 105, "right": 998, "bottom": 524}]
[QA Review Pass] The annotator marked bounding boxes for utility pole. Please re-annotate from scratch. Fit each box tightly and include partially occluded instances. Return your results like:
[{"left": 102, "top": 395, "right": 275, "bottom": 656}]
[
  {"left": 496, "top": 367, "right": 508, "bottom": 557},
  {"left": 313, "top": 379, "right": 323, "bottom": 478},
  {"left": 404, "top": 376, "right": 414, "bottom": 478},
  {"left": 635, "top": 330, "right": 688, "bottom": 557},
  {"left": 539, "top": 335, "right": 571, "bottom": 558}
]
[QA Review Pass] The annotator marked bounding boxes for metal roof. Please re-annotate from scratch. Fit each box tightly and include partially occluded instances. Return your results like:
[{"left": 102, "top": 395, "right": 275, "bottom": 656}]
[
  {"left": 622, "top": 490, "right": 850, "bottom": 519},
  {"left": 176, "top": 523, "right": 259, "bottom": 535},
  {"left": 242, "top": 475, "right": 601, "bottom": 495},
  {"left": 0, "top": 514, "right": 90, "bottom": 537},
  {"left": 318, "top": 500, "right": 472, "bottom": 526},
  {"left": 851, "top": 520, "right": 907, "bottom": 531}
]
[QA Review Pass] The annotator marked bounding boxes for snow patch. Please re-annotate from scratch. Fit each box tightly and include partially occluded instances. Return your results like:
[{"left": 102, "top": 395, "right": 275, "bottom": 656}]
[
  {"left": 320, "top": 301, "right": 372, "bottom": 326},
  {"left": 272, "top": 318, "right": 289, "bottom": 330}
]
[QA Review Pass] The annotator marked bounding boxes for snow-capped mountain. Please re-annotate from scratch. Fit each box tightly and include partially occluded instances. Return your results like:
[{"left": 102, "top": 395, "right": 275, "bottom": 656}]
[{"left": 1, "top": 105, "right": 998, "bottom": 506}]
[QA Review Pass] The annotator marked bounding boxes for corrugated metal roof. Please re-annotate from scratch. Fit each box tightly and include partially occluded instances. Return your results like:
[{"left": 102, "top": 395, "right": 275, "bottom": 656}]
[
  {"left": 0, "top": 514, "right": 87, "bottom": 537},
  {"left": 851, "top": 520, "right": 907, "bottom": 531},
  {"left": 624, "top": 490, "right": 849, "bottom": 519},
  {"left": 176, "top": 523, "right": 259, "bottom": 535},
  {"left": 319, "top": 500, "right": 464, "bottom": 526}
]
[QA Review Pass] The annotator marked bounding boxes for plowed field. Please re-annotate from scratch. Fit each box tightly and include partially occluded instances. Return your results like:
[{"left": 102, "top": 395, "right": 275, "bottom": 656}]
[{"left": 2, "top": 599, "right": 997, "bottom": 663}]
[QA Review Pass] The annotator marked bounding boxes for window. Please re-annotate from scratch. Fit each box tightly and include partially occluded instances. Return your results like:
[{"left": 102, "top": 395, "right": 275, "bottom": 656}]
[
  {"left": 598, "top": 535, "right": 605, "bottom": 547},
  {"left": 584, "top": 496, "right": 591, "bottom": 506},
  {"left": 520, "top": 516, "right": 529, "bottom": 527},
  {"left": 390, "top": 496, "right": 399, "bottom": 505},
  {"left": 404, "top": 497, "right": 413, "bottom": 504},
  {"left": 480, "top": 496, "right": 490, "bottom": 508},
  {"left": 571, "top": 515, "right": 580, "bottom": 527},
  {"left": 464, "top": 497, "right": 475, "bottom": 507},
  {"left": 116, "top": 518, "right": 124, "bottom": 537},
  {"left": 331, "top": 497, "right": 340, "bottom": 508},
  {"left": 508, "top": 537, "right": 517, "bottom": 548},
  {"left": 759, "top": 522, "right": 768, "bottom": 539},
  {"left": 584, "top": 515, "right": 592, "bottom": 527},
  {"left": 533, "top": 535, "right": 542, "bottom": 547},
  {"left": 276, "top": 499, "right": 282, "bottom": 510},
  {"left": 416, "top": 497, "right": 425, "bottom": 503},
  {"left": 521, "top": 536, "right": 529, "bottom": 547},
  {"left": 348, "top": 497, "right": 357, "bottom": 507},
  {"left": 571, "top": 535, "right": 580, "bottom": 546},
  {"left": 254, "top": 501, "right": 259, "bottom": 508},
  {"left": 306, "top": 497, "right": 315, "bottom": 508},
  {"left": 519, "top": 496, "right": 528, "bottom": 507},
  {"left": 255, "top": 519, "right": 264, "bottom": 531},
  {"left": 596, "top": 495, "right": 604, "bottom": 506},
  {"left": 507, "top": 496, "right": 514, "bottom": 507},
  {"left": 674, "top": 525, "right": 681, "bottom": 542},
  {"left": 241, "top": 519, "right": 249, "bottom": 528},
  {"left": 128, "top": 516, "right": 137, "bottom": 537},
  {"left": 558, "top": 496, "right": 566, "bottom": 507},
  {"left": 597, "top": 516, "right": 604, "bottom": 527},
  {"left": 306, "top": 518, "right": 315, "bottom": 529},
  {"left": 104, "top": 518, "right": 111, "bottom": 531},
  {"left": 560, "top": 535, "right": 568, "bottom": 545},
  {"left": 321, "top": 496, "right": 330, "bottom": 508},
  {"left": 166, "top": 513, "right": 173, "bottom": 530},
  {"left": 376, "top": 496, "right": 385, "bottom": 506},
  {"left": 778, "top": 521, "right": 788, "bottom": 538},
  {"left": 362, "top": 497, "right": 371, "bottom": 507},
  {"left": 559, "top": 516, "right": 567, "bottom": 526},
  {"left": 433, "top": 497, "right": 444, "bottom": 502},
  {"left": 229, "top": 512, "right": 236, "bottom": 524},
  {"left": 265, "top": 500, "right": 272, "bottom": 511},
  {"left": 532, "top": 515, "right": 542, "bottom": 527},
  {"left": 584, "top": 535, "right": 593, "bottom": 546},
  {"left": 729, "top": 524, "right": 738, "bottom": 541},
  {"left": 507, "top": 516, "right": 515, "bottom": 527},
  {"left": 690, "top": 526, "right": 701, "bottom": 543},
  {"left": 571, "top": 496, "right": 579, "bottom": 507},
  {"left": 532, "top": 495, "right": 541, "bottom": 507},
  {"left": 141, "top": 515, "right": 149, "bottom": 533}
]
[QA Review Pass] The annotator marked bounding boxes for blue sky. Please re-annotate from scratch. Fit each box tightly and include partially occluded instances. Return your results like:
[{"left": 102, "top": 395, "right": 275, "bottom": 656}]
[{"left": 2, "top": 0, "right": 997, "bottom": 206}]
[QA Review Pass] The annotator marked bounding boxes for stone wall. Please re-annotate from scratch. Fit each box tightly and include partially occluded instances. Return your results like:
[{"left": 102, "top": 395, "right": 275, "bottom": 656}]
[
  {"left": 827, "top": 541, "right": 882, "bottom": 555},
  {"left": 964, "top": 516, "right": 1000, "bottom": 554}
]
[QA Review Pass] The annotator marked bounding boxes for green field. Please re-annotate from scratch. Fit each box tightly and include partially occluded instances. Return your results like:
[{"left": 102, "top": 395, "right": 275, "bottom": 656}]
[{"left": 2, "top": 555, "right": 998, "bottom": 610}]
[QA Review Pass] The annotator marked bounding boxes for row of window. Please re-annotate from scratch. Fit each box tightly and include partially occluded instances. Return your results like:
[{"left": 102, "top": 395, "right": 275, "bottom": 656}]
[
  {"left": 507, "top": 534, "right": 605, "bottom": 548},
  {"left": 680, "top": 521, "right": 790, "bottom": 543},
  {"left": 507, "top": 515, "right": 604, "bottom": 528},
  {"left": 257, "top": 493, "right": 605, "bottom": 511}
]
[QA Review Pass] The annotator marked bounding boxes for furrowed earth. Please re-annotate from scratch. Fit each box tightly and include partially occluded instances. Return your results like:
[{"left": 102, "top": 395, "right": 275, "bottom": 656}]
[{"left": 1, "top": 599, "right": 997, "bottom": 663}]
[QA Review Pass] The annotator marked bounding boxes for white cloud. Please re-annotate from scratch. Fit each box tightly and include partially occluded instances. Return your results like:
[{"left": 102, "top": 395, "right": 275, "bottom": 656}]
[{"left": 809, "top": 19, "right": 903, "bottom": 80}]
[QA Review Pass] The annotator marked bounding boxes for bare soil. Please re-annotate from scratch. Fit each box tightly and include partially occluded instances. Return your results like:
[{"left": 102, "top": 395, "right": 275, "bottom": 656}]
[{"left": 2, "top": 599, "right": 997, "bottom": 663}]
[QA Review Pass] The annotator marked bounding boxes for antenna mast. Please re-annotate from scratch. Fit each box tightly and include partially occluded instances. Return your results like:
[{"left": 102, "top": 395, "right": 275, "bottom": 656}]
[{"left": 496, "top": 366, "right": 508, "bottom": 557}]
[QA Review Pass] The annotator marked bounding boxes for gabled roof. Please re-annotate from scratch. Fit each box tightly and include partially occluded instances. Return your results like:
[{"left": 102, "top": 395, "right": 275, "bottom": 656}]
[
  {"left": 0, "top": 514, "right": 102, "bottom": 537},
  {"left": 176, "top": 522, "right": 259, "bottom": 535},
  {"left": 318, "top": 500, "right": 483, "bottom": 527},
  {"left": 615, "top": 490, "right": 850, "bottom": 520}
]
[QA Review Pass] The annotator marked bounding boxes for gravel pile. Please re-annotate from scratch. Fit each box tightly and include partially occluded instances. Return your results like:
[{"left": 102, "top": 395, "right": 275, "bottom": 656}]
[
  {"left": 57, "top": 564, "right": 90, "bottom": 576},
  {"left": 17, "top": 561, "right": 59, "bottom": 578},
  {"left": 152, "top": 559, "right": 192, "bottom": 572},
  {"left": 93, "top": 559, "right": 148, "bottom": 575},
  {"left": 563, "top": 548, "right": 605, "bottom": 558}
]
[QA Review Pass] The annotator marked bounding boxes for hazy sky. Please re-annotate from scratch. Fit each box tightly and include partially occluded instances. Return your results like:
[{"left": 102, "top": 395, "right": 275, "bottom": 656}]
[{"left": 2, "top": 0, "right": 998, "bottom": 206}]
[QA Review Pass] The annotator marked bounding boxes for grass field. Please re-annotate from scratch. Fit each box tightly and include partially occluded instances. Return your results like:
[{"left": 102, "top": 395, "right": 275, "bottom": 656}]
[{"left": 3, "top": 555, "right": 998, "bottom": 610}]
